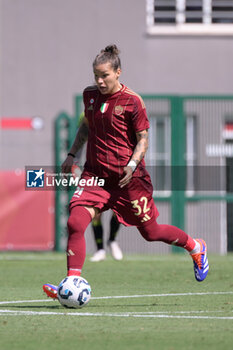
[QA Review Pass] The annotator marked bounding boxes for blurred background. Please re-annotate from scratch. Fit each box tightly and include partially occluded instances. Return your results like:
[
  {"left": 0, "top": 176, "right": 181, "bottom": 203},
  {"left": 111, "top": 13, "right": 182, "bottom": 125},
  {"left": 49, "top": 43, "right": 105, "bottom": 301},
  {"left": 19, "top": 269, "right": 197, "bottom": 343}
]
[{"left": 1, "top": 0, "right": 233, "bottom": 255}]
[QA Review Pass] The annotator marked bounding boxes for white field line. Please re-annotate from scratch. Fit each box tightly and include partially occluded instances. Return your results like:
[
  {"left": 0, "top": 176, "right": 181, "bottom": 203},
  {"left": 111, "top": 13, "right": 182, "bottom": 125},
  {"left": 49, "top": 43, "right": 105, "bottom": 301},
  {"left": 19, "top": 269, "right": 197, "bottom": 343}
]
[
  {"left": 0, "top": 309, "right": 229, "bottom": 314},
  {"left": 0, "top": 291, "right": 232, "bottom": 319},
  {"left": 91, "top": 291, "right": 233, "bottom": 300},
  {"left": 0, "top": 299, "right": 53, "bottom": 305},
  {"left": 0, "top": 309, "right": 233, "bottom": 320},
  {"left": 0, "top": 291, "right": 233, "bottom": 305}
]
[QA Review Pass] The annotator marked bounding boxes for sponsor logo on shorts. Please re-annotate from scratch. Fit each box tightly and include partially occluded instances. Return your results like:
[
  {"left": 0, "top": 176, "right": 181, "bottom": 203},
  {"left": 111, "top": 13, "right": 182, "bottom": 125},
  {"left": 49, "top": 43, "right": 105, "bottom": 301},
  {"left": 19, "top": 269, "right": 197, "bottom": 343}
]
[{"left": 141, "top": 214, "right": 151, "bottom": 223}]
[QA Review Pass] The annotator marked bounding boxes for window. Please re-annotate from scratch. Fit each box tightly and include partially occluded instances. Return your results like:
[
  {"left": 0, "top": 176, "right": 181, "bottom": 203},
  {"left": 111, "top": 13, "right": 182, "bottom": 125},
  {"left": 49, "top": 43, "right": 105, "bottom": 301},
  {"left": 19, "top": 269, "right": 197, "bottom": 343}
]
[{"left": 146, "top": 0, "right": 233, "bottom": 35}]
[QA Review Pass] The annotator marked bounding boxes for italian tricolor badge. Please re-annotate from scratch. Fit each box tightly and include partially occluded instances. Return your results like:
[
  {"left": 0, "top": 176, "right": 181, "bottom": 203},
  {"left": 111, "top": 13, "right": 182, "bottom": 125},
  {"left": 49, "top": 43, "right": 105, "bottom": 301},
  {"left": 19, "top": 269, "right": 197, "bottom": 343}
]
[{"left": 100, "top": 103, "right": 109, "bottom": 113}]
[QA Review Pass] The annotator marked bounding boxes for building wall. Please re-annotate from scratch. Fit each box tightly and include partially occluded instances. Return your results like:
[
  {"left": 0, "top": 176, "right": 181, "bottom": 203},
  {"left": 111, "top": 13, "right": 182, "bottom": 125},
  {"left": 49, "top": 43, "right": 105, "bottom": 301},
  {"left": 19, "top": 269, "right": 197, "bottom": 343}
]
[
  {"left": 1, "top": 0, "right": 232, "bottom": 253},
  {"left": 1, "top": 0, "right": 233, "bottom": 169}
]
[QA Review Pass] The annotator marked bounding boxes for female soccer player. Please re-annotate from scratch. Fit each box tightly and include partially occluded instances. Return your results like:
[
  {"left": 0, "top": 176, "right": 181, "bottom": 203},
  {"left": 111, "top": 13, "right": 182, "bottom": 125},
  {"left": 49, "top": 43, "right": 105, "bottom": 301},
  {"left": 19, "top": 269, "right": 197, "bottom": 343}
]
[{"left": 43, "top": 45, "right": 208, "bottom": 299}]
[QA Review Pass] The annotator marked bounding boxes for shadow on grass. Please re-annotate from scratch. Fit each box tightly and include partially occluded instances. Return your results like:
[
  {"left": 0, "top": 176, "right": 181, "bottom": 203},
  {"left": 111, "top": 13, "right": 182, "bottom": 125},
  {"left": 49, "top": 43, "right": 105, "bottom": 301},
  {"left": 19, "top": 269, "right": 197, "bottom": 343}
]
[
  {"left": 0, "top": 304, "right": 62, "bottom": 310},
  {"left": 0, "top": 301, "right": 181, "bottom": 311}
]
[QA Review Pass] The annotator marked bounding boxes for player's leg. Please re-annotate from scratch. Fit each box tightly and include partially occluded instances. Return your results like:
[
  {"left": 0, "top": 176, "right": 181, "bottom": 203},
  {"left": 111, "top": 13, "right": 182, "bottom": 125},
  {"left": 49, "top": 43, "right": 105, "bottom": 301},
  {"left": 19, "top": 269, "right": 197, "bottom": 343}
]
[
  {"left": 67, "top": 205, "right": 95, "bottom": 274},
  {"left": 108, "top": 212, "right": 120, "bottom": 242},
  {"left": 90, "top": 213, "right": 106, "bottom": 262},
  {"left": 112, "top": 173, "right": 208, "bottom": 282},
  {"left": 43, "top": 170, "right": 111, "bottom": 298},
  {"left": 92, "top": 214, "right": 104, "bottom": 251},
  {"left": 138, "top": 221, "right": 209, "bottom": 282},
  {"left": 43, "top": 205, "right": 95, "bottom": 299},
  {"left": 107, "top": 212, "right": 123, "bottom": 260}
]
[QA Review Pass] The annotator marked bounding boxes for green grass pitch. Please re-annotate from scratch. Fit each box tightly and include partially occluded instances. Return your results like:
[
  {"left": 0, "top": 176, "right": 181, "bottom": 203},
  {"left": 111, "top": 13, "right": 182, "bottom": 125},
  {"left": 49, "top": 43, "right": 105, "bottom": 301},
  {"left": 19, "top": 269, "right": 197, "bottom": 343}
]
[{"left": 0, "top": 252, "right": 233, "bottom": 350}]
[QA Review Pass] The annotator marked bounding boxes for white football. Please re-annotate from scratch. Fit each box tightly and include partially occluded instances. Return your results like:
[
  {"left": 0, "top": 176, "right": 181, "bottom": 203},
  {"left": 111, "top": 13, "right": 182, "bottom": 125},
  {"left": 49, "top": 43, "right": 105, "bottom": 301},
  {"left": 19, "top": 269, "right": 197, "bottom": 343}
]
[{"left": 57, "top": 276, "right": 91, "bottom": 308}]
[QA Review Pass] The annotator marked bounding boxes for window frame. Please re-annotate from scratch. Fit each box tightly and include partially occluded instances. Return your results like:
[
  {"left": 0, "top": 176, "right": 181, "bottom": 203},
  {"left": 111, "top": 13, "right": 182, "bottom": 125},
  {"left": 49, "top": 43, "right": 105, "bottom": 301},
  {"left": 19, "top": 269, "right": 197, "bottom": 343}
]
[{"left": 146, "top": 0, "right": 233, "bottom": 36}]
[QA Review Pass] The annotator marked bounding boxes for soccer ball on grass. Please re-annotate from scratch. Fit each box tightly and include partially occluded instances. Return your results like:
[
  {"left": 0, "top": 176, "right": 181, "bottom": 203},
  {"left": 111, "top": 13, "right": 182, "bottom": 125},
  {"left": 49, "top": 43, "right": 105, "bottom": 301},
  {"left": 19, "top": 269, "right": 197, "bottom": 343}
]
[{"left": 57, "top": 276, "right": 91, "bottom": 308}]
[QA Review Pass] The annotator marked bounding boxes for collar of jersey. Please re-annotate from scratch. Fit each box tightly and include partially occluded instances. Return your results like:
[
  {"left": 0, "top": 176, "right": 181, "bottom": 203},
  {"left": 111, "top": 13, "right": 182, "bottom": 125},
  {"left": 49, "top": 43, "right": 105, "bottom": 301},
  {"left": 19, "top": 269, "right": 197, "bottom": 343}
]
[{"left": 99, "top": 84, "right": 126, "bottom": 99}]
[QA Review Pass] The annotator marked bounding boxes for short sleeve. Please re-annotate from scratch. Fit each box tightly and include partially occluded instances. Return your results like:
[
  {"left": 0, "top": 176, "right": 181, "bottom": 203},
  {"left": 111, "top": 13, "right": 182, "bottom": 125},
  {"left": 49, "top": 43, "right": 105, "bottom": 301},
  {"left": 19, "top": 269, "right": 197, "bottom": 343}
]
[{"left": 131, "top": 95, "right": 150, "bottom": 132}]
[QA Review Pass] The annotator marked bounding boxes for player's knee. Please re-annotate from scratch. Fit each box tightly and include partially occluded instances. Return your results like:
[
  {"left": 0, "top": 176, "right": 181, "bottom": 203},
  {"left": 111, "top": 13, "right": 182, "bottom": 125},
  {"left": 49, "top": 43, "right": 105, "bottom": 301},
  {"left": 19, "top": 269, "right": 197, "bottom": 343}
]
[
  {"left": 138, "top": 226, "right": 153, "bottom": 241},
  {"left": 92, "top": 218, "right": 101, "bottom": 226},
  {"left": 138, "top": 221, "right": 160, "bottom": 242},
  {"left": 139, "top": 230, "right": 155, "bottom": 241},
  {"left": 67, "top": 206, "right": 92, "bottom": 236},
  {"left": 67, "top": 214, "right": 78, "bottom": 235}
]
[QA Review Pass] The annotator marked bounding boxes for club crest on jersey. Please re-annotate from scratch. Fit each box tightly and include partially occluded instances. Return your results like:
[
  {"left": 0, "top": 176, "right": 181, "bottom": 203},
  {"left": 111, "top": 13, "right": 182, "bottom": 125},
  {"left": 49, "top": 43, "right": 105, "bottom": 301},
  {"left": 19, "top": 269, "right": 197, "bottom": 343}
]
[
  {"left": 100, "top": 103, "right": 109, "bottom": 113},
  {"left": 114, "top": 105, "right": 124, "bottom": 115}
]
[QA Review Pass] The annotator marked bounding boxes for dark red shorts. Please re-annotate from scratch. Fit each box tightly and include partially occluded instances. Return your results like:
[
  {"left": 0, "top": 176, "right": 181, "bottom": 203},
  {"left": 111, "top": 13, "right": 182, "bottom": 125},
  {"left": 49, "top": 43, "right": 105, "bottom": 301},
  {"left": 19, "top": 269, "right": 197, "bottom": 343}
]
[{"left": 69, "top": 170, "right": 159, "bottom": 227}]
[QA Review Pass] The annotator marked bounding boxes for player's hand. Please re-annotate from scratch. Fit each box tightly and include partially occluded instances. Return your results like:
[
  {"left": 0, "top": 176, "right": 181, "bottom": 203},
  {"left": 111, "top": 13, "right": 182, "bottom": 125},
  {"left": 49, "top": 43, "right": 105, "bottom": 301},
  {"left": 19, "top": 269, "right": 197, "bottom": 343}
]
[
  {"left": 118, "top": 166, "right": 133, "bottom": 188},
  {"left": 71, "top": 163, "right": 82, "bottom": 179},
  {"left": 61, "top": 155, "right": 74, "bottom": 175}
]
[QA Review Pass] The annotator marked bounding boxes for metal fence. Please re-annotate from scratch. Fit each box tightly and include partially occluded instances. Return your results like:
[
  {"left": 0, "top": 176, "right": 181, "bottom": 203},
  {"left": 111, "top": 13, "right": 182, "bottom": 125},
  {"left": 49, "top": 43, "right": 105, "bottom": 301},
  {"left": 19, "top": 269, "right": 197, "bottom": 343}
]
[{"left": 54, "top": 95, "right": 233, "bottom": 254}]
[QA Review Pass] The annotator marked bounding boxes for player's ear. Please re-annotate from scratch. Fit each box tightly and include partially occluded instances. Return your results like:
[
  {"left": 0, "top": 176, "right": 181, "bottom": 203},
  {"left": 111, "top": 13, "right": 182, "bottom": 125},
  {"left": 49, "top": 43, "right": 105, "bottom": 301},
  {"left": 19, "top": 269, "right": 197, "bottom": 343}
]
[{"left": 116, "top": 68, "right": 121, "bottom": 79}]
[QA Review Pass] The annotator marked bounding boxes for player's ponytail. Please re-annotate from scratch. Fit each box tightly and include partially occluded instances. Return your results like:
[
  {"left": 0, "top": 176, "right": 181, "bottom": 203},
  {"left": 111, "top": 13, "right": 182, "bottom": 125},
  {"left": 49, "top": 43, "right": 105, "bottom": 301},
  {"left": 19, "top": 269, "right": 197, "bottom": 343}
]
[{"left": 93, "top": 44, "right": 121, "bottom": 71}]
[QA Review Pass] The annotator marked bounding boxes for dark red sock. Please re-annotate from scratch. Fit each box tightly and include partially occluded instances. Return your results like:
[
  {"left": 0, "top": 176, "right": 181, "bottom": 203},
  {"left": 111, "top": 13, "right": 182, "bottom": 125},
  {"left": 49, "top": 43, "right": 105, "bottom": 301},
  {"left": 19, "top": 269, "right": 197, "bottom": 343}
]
[
  {"left": 138, "top": 220, "right": 195, "bottom": 251},
  {"left": 66, "top": 206, "right": 92, "bottom": 275},
  {"left": 184, "top": 236, "right": 196, "bottom": 252}
]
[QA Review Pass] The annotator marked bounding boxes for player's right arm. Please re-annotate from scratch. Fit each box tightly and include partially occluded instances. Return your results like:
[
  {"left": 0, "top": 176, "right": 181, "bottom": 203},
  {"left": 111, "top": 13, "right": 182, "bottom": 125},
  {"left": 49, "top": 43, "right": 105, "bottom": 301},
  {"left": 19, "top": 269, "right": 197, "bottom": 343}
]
[
  {"left": 118, "top": 129, "right": 148, "bottom": 188},
  {"left": 61, "top": 117, "right": 89, "bottom": 174}
]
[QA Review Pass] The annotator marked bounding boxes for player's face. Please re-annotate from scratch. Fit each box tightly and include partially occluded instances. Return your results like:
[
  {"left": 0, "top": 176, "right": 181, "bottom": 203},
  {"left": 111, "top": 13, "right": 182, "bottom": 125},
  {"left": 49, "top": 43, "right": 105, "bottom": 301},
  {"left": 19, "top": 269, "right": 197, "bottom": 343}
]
[{"left": 94, "top": 63, "right": 121, "bottom": 95}]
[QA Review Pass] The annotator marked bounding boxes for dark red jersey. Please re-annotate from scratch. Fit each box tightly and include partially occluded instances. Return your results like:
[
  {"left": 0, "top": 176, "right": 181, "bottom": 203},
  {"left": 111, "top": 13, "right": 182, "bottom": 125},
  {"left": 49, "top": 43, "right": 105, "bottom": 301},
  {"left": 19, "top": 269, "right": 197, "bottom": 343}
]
[{"left": 83, "top": 84, "right": 150, "bottom": 178}]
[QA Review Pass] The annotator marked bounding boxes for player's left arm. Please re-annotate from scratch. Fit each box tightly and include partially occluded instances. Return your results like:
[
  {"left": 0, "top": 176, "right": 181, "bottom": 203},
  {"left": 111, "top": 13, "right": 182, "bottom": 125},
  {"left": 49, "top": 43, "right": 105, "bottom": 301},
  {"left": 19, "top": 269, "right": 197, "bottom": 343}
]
[{"left": 119, "top": 129, "right": 148, "bottom": 188}]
